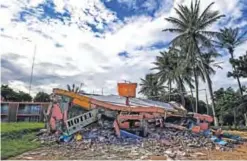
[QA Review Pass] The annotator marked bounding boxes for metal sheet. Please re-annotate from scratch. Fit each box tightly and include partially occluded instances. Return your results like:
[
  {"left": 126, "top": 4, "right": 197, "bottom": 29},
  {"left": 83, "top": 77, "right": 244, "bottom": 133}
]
[
  {"left": 88, "top": 95, "right": 175, "bottom": 111},
  {"left": 66, "top": 109, "right": 99, "bottom": 135}
]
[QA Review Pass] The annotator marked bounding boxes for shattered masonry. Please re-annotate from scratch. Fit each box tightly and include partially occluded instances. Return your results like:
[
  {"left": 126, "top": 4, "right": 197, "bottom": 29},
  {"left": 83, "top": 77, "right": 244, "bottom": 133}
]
[{"left": 39, "top": 82, "right": 246, "bottom": 159}]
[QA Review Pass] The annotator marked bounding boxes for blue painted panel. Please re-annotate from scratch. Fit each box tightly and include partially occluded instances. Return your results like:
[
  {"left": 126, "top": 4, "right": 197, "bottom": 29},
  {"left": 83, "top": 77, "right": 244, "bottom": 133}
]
[{"left": 120, "top": 130, "right": 142, "bottom": 139}]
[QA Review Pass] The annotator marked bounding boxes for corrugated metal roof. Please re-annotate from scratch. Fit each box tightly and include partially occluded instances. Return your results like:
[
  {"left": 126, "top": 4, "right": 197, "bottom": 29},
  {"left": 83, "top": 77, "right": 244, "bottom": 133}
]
[{"left": 85, "top": 94, "right": 176, "bottom": 111}]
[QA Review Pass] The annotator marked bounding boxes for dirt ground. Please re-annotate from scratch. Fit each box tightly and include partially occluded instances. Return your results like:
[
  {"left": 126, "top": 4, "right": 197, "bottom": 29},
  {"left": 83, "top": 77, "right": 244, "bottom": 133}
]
[
  {"left": 10, "top": 131, "right": 247, "bottom": 160},
  {"left": 196, "top": 131, "right": 247, "bottom": 160}
]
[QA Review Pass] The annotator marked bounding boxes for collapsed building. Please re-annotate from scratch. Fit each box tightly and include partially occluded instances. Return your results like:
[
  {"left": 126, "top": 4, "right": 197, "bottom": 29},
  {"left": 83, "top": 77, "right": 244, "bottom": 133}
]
[
  {"left": 45, "top": 83, "right": 212, "bottom": 136},
  {"left": 40, "top": 82, "right": 245, "bottom": 156}
]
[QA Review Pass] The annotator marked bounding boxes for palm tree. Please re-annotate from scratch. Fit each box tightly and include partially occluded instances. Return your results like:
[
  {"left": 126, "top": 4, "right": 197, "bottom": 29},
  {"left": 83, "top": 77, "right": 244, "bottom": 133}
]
[
  {"left": 162, "top": 0, "right": 224, "bottom": 126},
  {"left": 152, "top": 51, "right": 175, "bottom": 101},
  {"left": 152, "top": 49, "right": 194, "bottom": 107},
  {"left": 139, "top": 73, "right": 165, "bottom": 100},
  {"left": 216, "top": 28, "right": 247, "bottom": 95},
  {"left": 67, "top": 84, "right": 81, "bottom": 93}
]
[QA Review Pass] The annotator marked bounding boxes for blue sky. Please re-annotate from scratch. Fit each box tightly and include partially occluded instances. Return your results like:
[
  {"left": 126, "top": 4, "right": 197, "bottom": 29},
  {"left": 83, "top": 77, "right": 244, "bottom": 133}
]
[{"left": 0, "top": 0, "right": 247, "bottom": 99}]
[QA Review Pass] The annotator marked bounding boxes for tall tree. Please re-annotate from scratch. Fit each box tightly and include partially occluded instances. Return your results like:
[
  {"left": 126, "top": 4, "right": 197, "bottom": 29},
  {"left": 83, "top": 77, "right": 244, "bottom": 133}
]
[
  {"left": 162, "top": 0, "right": 224, "bottom": 125},
  {"left": 216, "top": 28, "right": 247, "bottom": 95},
  {"left": 139, "top": 74, "right": 165, "bottom": 100}
]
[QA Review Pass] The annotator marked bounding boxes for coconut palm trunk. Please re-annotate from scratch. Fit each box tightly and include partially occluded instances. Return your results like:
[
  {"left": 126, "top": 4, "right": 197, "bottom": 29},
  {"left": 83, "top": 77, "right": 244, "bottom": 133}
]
[
  {"left": 244, "top": 113, "right": 247, "bottom": 126},
  {"left": 193, "top": 68, "right": 199, "bottom": 113},
  {"left": 189, "top": 87, "right": 195, "bottom": 112},
  {"left": 194, "top": 38, "right": 218, "bottom": 126},
  {"left": 168, "top": 80, "right": 172, "bottom": 102},
  {"left": 177, "top": 77, "right": 186, "bottom": 107},
  {"left": 229, "top": 49, "right": 243, "bottom": 95},
  {"left": 205, "top": 73, "right": 218, "bottom": 126}
]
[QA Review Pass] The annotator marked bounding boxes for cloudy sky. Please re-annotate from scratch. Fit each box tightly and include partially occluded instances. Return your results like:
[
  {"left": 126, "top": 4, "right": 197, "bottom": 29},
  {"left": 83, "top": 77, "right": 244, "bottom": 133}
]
[{"left": 1, "top": 0, "right": 247, "bottom": 100}]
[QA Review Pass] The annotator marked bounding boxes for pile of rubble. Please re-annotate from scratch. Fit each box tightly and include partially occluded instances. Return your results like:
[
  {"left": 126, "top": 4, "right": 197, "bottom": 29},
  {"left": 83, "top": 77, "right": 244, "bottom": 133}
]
[
  {"left": 30, "top": 88, "right": 247, "bottom": 160},
  {"left": 37, "top": 118, "right": 245, "bottom": 160}
]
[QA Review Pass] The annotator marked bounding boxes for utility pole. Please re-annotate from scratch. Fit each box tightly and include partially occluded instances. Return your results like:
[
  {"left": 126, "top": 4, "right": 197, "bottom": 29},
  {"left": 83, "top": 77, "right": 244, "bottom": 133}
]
[
  {"left": 29, "top": 44, "right": 37, "bottom": 95},
  {"left": 101, "top": 88, "right": 104, "bottom": 95}
]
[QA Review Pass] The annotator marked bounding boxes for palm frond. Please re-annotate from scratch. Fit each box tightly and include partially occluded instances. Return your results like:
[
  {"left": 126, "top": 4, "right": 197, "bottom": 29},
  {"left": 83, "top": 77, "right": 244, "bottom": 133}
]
[
  {"left": 174, "top": 6, "right": 188, "bottom": 23},
  {"left": 75, "top": 87, "right": 79, "bottom": 93},
  {"left": 199, "top": 14, "right": 225, "bottom": 29},
  {"left": 162, "top": 28, "right": 184, "bottom": 33},
  {"left": 72, "top": 84, "right": 75, "bottom": 92},
  {"left": 67, "top": 84, "right": 71, "bottom": 91},
  {"left": 198, "top": 2, "right": 215, "bottom": 20},
  {"left": 235, "top": 30, "right": 247, "bottom": 43},
  {"left": 200, "top": 30, "right": 220, "bottom": 37},
  {"left": 165, "top": 17, "right": 187, "bottom": 29}
]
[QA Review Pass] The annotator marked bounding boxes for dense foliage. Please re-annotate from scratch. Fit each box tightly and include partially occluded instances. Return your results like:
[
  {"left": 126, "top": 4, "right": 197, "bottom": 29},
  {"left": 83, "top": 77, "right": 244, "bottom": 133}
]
[
  {"left": 139, "top": 0, "right": 247, "bottom": 126},
  {"left": 214, "top": 87, "right": 247, "bottom": 126},
  {"left": 228, "top": 51, "right": 247, "bottom": 79},
  {"left": 1, "top": 84, "right": 50, "bottom": 102},
  {"left": 33, "top": 92, "right": 51, "bottom": 102},
  {"left": 139, "top": 74, "right": 165, "bottom": 100},
  {"left": 1, "top": 85, "right": 32, "bottom": 102}
]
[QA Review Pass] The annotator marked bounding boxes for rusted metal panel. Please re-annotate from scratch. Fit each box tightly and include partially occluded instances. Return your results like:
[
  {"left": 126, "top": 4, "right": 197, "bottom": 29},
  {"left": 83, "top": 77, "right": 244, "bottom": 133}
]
[{"left": 117, "top": 83, "right": 137, "bottom": 97}]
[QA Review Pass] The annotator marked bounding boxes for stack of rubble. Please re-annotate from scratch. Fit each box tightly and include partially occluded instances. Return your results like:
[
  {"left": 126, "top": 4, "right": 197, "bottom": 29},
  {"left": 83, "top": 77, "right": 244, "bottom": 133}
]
[{"left": 38, "top": 119, "right": 243, "bottom": 154}]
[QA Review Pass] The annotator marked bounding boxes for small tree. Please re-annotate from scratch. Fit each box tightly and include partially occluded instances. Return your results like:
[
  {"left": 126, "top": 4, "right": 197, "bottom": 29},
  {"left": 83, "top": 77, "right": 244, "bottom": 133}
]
[
  {"left": 34, "top": 92, "right": 51, "bottom": 102},
  {"left": 139, "top": 74, "right": 165, "bottom": 101},
  {"left": 17, "top": 91, "right": 32, "bottom": 102},
  {"left": 228, "top": 51, "right": 247, "bottom": 79}
]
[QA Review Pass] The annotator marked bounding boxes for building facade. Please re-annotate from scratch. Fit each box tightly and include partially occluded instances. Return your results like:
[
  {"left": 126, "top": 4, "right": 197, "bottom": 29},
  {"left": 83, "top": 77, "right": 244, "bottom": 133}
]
[{"left": 0, "top": 101, "right": 49, "bottom": 122}]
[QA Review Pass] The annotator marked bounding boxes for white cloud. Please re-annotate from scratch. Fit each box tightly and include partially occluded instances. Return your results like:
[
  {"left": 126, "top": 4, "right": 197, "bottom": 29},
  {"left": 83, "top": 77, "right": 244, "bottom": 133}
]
[{"left": 1, "top": 0, "right": 247, "bottom": 103}]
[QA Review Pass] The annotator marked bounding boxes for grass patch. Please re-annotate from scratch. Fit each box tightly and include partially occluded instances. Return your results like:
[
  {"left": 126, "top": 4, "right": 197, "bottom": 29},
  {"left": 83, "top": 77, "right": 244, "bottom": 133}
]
[
  {"left": 1, "top": 122, "right": 44, "bottom": 133},
  {"left": 1, "top": 122, "right": 45, "bottom": 159},
  {"left": 1, "top": 132, "right": 41, "bottom": 159}
]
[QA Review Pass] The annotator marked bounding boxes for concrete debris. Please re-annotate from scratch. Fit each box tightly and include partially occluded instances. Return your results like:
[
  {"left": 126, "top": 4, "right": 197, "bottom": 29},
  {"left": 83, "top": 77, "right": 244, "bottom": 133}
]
[
  {"left": 38, "top": 86, "right": 245, "bottom": 160},
  {"left": 37, "top": 117, "right": 245, "bottom": 160}
]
